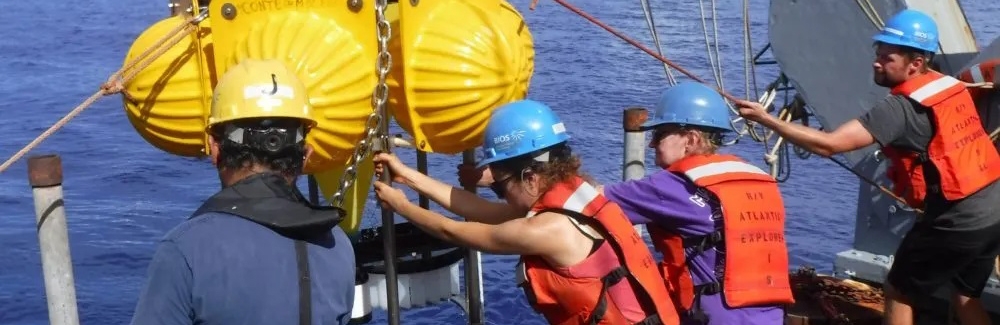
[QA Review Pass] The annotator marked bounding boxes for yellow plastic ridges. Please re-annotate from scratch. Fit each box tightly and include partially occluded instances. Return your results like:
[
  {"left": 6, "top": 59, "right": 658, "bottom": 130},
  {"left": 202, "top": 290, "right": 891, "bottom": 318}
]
[
  {"left": 387, "top": 0, "right": 535, "bottom": 153},
  {"left": 122, "top": 15, "right": 215, "bottom": 157},
  {"left": 209, "top": 1, "right": 378, "bottom": 173}
]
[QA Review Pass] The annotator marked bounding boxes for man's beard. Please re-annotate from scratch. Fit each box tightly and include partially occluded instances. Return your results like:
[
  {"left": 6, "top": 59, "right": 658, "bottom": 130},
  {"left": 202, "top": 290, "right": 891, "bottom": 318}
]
[{"left": 873, "top": 72, "right": 899, "bottom": 88}]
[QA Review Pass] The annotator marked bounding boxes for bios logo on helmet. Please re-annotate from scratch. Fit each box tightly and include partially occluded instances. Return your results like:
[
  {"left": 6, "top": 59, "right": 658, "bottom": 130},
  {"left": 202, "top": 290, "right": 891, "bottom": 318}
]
[
  {"left": 478, "top": 100, "right": 570, "bottom": 168},
  {"left": 490, "top": 129, "right": 528, "bottom": 153}
]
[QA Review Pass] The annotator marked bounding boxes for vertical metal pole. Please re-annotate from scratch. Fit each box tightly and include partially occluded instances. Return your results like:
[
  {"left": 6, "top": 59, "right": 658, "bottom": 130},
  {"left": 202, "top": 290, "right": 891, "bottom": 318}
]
[
  {"left": 27, "top": 154, "right": 80, "bottom": 325},
  {"left": 379, "top": 123, "right": 400, "bottom": 325},
  {"left": 461, "top": 150, "right": 485, "bottom": 325},
  {"left": 416, "top": 152, "right": 430, "bottom": 209},
  {"left": 307, "top": 175, "right": 320, "bottom": 205},
  {"left": 622, "top": 108, "right": 649, "bottom": 238}
]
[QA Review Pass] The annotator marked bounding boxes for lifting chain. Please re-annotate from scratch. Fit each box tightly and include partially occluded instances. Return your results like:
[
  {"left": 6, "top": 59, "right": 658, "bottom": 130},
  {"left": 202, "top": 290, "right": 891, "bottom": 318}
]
[{"left": 328, "top": 0, "right": 391, "bottom": 208}]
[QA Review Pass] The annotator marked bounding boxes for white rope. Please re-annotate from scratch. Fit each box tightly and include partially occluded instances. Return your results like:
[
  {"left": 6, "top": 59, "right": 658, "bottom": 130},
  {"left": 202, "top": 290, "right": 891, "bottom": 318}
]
[
  {"left": 697, "top": 0, "right": 725, "bottom": 92},
  {"left": 855, "top": 0, "right": 885, "bottom": 28},
  {"left": 742, "top": 0, "right": 756, "bottom": 101},
  {"left": 638, "top": 0, "right": 677, "bottom": 85}
]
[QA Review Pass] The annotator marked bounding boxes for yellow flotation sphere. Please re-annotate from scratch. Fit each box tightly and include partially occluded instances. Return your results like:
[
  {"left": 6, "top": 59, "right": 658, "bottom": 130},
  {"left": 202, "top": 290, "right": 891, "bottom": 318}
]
[
  {"left": 387, "top": 0, "right": 535, "bottom": 153},
  {"left": 122, "top": 15, "right": 215, "bottom": 157},
  {"left": 209, "top": 3, "right": 379, "bottom": 173}
]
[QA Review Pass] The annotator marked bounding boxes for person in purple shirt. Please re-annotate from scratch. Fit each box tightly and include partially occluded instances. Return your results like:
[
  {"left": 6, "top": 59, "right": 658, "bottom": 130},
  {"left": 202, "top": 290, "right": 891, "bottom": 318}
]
[{"left": 460, "top": 82, "right": 792, "bottom": 324}]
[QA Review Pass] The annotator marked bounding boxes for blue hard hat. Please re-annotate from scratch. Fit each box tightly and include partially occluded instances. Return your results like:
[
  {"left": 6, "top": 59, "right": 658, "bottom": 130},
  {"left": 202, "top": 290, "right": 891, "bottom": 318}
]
[
  {"left": 641, "top": 82, "right": 732, "bottom": 132},
  {"left": 477, "top": 100, "right": 570, "bottom": 168},
  {"left": 872, "top": 9, "right": 939, "bottom": 53}
]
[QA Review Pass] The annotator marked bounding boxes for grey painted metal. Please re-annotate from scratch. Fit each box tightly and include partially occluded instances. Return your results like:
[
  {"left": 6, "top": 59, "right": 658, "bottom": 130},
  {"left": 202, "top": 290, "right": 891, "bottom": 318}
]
[
  {"left": 960, "top": 35, "right": 1000, "bottom": 73},
  {"left": 768, "top": 0, "right": 923, "bottom": 270},
  {"left": 767, "top": 0, "right": 1000, "bottom": 316}
]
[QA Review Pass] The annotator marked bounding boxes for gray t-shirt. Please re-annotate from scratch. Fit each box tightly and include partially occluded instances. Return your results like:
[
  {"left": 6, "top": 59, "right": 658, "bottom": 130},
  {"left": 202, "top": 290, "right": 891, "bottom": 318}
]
[{"left": 857, "top": 95, "right": 1000, "bottom": 231}]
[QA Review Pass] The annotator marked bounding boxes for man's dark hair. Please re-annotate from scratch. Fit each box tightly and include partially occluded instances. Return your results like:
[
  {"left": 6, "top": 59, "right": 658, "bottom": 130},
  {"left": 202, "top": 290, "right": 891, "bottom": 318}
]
[
  {"left": 210, "top": 117, "right": 308, "bottom": 176},
  {"left": 900, "top": 46, "right": 935, "bottom": 72}
]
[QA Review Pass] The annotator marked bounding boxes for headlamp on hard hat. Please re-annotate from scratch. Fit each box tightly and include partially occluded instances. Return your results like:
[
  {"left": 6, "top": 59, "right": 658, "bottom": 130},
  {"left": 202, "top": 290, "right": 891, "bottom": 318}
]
[{"left": 220, "top": 119, "right": 306, "bottom": 154}]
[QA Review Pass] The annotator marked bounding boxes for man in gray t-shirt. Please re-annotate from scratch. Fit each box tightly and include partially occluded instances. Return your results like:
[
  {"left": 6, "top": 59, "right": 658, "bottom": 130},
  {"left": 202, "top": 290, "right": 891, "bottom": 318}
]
[{"left": 736, "top": 9, "right": 1000, "bottom": 325}]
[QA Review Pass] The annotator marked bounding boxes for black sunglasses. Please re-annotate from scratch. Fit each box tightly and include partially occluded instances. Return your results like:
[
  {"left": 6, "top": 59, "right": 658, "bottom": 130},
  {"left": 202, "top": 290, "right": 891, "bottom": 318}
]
[
  {"left": 489, "top": 175, "right": 515, "bottom": 199},
  {"left": 651, "top": 125, "right": 691, "bottom": 141}
]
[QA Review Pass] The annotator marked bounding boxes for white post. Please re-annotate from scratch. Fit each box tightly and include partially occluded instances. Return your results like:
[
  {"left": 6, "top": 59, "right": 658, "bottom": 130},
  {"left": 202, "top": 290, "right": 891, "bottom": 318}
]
[
  {"left": 27, "top": 154, "right": 80, "bottom": 325},
  {"left": 622, "top": 108, "right": 650, "bottom": 239}
]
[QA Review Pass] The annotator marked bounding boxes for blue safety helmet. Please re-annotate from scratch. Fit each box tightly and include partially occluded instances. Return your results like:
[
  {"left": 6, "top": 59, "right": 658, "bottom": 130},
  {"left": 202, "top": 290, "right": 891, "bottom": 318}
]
[
  {"left": 476, "top": 100, "right": 570, "bottom": 168},
  {"left": 872, "top": 9, "right": 939, "bottom": 53},
  {"left": 641, "top": 82, "right": 732, "bottom": 132}
]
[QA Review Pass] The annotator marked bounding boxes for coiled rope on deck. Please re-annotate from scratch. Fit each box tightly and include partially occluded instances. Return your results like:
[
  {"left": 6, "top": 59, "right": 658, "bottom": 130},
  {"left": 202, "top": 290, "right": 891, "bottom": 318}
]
[{"left": 0, "top": 11, "right": 207, "bottom": 175}]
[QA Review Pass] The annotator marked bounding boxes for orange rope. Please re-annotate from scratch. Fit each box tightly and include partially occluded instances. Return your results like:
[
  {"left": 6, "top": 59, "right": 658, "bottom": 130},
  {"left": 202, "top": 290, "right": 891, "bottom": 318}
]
[{"left": 531, "top": 0, "right": 741, "bottom": 102}]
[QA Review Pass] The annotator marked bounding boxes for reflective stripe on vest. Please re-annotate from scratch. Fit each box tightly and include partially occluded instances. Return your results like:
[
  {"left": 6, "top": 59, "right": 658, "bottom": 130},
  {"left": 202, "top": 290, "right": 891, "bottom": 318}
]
[
  {"left": 680, "top": 160, "right": 771, "bottom": 183},
  {"left": 527, "top": 181, "right": 603, "bottom": 217}
]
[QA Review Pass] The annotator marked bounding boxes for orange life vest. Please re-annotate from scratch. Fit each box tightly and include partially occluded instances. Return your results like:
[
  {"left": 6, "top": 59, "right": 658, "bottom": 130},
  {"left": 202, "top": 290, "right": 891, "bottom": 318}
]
[
  {"left": 647, "top": 154, "right": 794, "bottom": 311},
  {"left": 516, "top": 176, "right": 680, "bottom": 325},
  {"left": 956, "top": 58, "right": 1000, "bottom": 98},
  {"left": 881, "top": 71, "right": 1000, "bottom": 208}
]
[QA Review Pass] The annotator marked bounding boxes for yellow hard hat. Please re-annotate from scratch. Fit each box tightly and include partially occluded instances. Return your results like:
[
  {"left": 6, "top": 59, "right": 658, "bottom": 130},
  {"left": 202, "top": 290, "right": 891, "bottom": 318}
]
[{"left": 207, "top": 59, "right": 317, "bottom": 131}]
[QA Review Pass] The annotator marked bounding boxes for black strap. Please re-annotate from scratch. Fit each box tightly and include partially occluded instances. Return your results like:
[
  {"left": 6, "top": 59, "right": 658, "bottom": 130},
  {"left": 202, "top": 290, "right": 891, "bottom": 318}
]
[
  {"left": 681, "top": 230, "right": 723, "bottom": 254},
  {"left": 634, "top": 314, "right": 663, "bottom": 325},
  {"left": 686, "top": 282, "right": 723, "bottom": 324},
  {"left": 296, "top": 240, "right": 312, "bottom": 325},
  {"left": 586, "top": 266, "right": 628, "bottom": 325},
  {"left": 537, "top": 206, "right": 666, "bottom": 324},
  {"left": 694, "top": 282, "right": 721, "bottom": 295}
]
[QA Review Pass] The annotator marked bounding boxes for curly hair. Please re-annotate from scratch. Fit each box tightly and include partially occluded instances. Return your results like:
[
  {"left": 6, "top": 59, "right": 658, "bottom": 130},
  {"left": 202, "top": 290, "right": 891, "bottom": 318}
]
[{"left": 488, "top": 142, "right": 593, "bottom": 191}]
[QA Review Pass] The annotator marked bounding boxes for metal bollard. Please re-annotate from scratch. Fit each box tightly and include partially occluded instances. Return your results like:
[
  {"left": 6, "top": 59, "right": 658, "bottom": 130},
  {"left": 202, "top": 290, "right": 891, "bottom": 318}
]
[
  {"left": 460, "top": 150, "right": 485, "bottom": 325},
  {"left": 622, "top": 108, "right": 649, "bottom": 239},
  {"left": 27, "top": 154, "right": 80, "bottom": 325}
]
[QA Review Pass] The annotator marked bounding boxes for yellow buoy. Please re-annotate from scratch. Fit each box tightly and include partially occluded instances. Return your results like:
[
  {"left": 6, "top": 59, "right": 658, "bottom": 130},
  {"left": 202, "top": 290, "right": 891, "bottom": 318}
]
[
  {"left": 388, "top": 0, "right": 535, "bottom": 153},
  {"left": 122, "top": 15, "right": 215, "bottom": 157},
  {"left": 208, "top": 1, "right": 379, "bottom": 173},
  {"left": 123, "top": 1, "right": 381, "bottom": 233}
]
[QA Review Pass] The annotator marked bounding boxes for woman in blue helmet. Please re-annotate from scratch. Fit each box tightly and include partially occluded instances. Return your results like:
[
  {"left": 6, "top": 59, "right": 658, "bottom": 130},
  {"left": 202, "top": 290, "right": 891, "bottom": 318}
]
[
  {"left": 458, "top": 82, "right": 795, "bottom": 325},
  {"left": 372, "top": 100, "right": 681, "bottom": 325}
]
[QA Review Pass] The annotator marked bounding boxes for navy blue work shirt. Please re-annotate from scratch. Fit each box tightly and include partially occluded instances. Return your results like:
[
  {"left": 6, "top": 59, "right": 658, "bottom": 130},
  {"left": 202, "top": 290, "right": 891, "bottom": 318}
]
[{"left": 129, "top": 212, "right": 356, "bottom": 325}]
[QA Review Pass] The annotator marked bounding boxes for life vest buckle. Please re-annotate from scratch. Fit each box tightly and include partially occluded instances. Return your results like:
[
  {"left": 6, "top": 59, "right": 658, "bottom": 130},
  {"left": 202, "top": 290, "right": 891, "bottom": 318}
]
[{"left": 683, "top": 230, "right": 724, "bottom": 254}]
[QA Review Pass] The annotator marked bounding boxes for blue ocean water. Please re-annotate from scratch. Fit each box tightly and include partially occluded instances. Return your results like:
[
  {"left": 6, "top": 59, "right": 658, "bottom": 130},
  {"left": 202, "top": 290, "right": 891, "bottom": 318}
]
[{"left": 1, "top": 0, "right": 998, "bottom": 324}]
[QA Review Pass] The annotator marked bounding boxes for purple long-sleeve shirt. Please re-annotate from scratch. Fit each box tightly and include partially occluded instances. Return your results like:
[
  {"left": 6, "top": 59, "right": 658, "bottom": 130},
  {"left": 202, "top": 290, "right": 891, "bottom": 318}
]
[{"left": 604, "top": 170, "right": 783, "bottom": 325}]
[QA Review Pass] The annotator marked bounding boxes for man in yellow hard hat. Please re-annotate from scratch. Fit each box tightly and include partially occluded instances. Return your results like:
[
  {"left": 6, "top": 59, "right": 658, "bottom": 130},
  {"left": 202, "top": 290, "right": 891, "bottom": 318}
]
[{"left": 130, "top": 59, "right": 356, "bottom": 325}]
